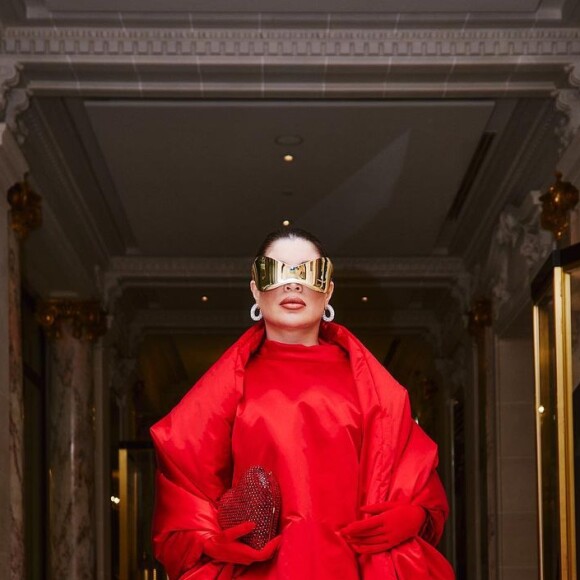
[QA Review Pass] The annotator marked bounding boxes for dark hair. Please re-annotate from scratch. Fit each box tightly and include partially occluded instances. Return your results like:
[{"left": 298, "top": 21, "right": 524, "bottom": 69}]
[{"left": 255, "top": 228, "right": 327, "bottom": 257}]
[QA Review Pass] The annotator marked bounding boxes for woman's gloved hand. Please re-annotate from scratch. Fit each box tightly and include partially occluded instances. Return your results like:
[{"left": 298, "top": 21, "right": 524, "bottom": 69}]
[
  {"left": 341, "top": 501, "right": 426, "bottom": 555},
  {"left": 203, "top": 521, "right": 282, "bottom": 565}
]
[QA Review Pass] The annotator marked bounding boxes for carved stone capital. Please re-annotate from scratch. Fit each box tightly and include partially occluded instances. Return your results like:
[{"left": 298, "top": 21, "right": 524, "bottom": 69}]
[
  {"left": 554, "top": 87, "right": 580, "bottom": 155},
  {"left": 7, "top": 180, "right": 42, "bottom": 239},
  {"left": 37, "top": 299, "right": 107, "bottom": 341},
  {"left": 5, "top": 88, "right": 31, "bottom": 143},
  {"left": 474, "top": 191, "right": 552, "bottom": 317},
  {"left": 0, "top": 59, "right": 22, "bottom": 113}
]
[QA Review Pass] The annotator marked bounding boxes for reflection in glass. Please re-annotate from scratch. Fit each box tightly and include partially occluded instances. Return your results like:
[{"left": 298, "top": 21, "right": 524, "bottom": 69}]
[
  {"left": 116, "top": 445, "right": 165, "bottom": 580},
  {"left": 570, "top": 271, "right": 580, "bottom": 573},
  {"left": 536, "top": 290, "right": 561, "bottom": 579}
]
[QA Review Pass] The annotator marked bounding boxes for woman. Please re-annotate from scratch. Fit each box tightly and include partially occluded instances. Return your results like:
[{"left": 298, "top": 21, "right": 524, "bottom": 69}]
[{"left": 151, "top": 228, "right": 454, "bottom": 579}]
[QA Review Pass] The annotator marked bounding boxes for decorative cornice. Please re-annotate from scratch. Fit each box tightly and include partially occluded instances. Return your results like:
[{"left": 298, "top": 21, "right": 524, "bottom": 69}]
[
  {"left": 37, "top": 298, "right": 107, "bottom": 341},
  {"left": 1, "top": 27, "right": 579, "bottom": 98},
  {"left": 103, "top": 255, "right": 467, "bottom": 306},
  {"left": 3, "top": 26, "right": 580, "bottom": 58}
]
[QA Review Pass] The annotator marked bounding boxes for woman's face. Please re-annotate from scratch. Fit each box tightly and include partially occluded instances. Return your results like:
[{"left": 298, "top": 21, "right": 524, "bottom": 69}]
[{"left": 250, "top": 237, "right": 334, "bottom": 341}]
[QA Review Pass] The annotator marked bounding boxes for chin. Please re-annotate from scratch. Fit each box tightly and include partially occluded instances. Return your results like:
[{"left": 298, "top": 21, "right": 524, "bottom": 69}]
[{"left": 268, "top": 314, "right": 321, "bottom": 331}]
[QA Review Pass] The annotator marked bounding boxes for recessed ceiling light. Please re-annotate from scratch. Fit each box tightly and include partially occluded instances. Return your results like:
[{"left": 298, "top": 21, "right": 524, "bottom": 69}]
[
  {"left": 275, "top": 135, "right": 303, "bottom": 146},
  {"left": 283, "top": 154, "right": 294, "bottom": 163},
  {"left": 201, "top": 295, "right": 209, "bottom": 302},
  {"left": 361, "top": 296, "right": 369, "bottom": 302},
  {"left": 282, "top": 220, "right": 291, "bottom": 227}
]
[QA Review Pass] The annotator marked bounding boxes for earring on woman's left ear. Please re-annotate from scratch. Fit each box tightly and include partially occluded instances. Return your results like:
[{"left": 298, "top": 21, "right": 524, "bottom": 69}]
[
  {"left": 250, "top": 303, "right": 263, "bottom": 321},
  {"left": 322, "top": 304, "right": 335, "bottom": 322}
]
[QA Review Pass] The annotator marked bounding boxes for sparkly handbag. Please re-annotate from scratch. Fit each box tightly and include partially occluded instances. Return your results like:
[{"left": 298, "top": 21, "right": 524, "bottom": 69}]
[{"left": 217, "top": 465, "right": 281, "bottom": 550}]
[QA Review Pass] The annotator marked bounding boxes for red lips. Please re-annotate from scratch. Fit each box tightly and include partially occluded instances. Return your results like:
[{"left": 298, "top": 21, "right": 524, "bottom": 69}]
[{"left": 280, "top": 296, "right": 306, "bottom": 306}]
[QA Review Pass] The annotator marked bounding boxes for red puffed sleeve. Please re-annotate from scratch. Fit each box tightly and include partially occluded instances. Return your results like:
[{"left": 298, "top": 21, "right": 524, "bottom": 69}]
[{"left": 150, "top": 325, "right": 263, "bottom": 579}]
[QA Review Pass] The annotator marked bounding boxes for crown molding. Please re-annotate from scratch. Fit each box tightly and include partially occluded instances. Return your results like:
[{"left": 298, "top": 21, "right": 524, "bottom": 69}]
[
  {"left": 1, "top": 27, "right": 580, "bottom": 98},
  {"left": 103, "top": 254, "right": 467, "bottom": 306}
]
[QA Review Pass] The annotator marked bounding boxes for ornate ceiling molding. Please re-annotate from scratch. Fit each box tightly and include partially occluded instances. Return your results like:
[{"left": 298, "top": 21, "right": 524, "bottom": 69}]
[
  {"left": 102, "top": 254, "right": 467, "bottom": 306},
  {"left": 3, "top": 26, "right": 580, "bottom": 57},
  {"left": 1, "top": 27, "right": 580, "bottom": 97}
]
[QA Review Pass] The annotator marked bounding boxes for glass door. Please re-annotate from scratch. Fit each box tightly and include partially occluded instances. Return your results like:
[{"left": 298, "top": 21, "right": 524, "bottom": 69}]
[{"left": 532, "top": 244, "right": 580, "bottom": 580}]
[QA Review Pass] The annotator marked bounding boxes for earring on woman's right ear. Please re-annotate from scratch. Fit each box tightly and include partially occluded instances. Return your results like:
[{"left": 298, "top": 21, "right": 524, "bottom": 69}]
[
  {"left": 322, "top": 304, "right": 335, "bottom": 322},
  {"left": 250, "top": 303, "right": 263, "bottom": 321}
]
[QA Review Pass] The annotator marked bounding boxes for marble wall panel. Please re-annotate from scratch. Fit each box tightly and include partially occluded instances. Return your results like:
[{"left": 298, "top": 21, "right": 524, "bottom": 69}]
[
  {"left": 48, "top": 322, "right": 95, "bottom": 579},
  {"left": 8, "top": 228, "right": 24, "bottom": 580}
]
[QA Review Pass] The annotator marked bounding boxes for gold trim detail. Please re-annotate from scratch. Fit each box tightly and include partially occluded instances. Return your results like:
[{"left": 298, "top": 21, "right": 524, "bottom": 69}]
[
  {"left": 7, "top": 180, "right": 42, "bottom": 240},
  {"left": 467, "top": 298, "right": 492, "bottom": 335},
  {"left": 539, "top": 172, "right": 579, "bottom": 241},
  {"left": 36, "top": 299, "right": 107, "bottom": 341},
  {"left": 533, "top": 267, "right": 577, "bottom": 579}
]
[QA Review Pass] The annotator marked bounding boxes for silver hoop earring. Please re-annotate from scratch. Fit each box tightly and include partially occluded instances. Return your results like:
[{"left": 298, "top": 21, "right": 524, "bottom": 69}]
[
  {"left": 250, "top": 303, "right": 263, "bottom": 321},
  {"left": 322, "top": 304, "right": 335, "bottom": 322}
]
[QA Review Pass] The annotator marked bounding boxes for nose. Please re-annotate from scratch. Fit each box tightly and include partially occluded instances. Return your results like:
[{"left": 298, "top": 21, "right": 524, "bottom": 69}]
[{"left": 284, "top": 281, "right": 303, "bottom": 292}]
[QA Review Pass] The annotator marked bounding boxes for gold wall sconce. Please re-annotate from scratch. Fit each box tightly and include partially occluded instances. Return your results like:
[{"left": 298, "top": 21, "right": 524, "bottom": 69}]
[
  {"left": 37, "top": 299, "right": 107, "bottom": 341},
  {"left": 539, "top": 172, "right": 579, "bottom": 241},
  {"left": 7, "top": 180, "right": 42, "bottom": 240}
]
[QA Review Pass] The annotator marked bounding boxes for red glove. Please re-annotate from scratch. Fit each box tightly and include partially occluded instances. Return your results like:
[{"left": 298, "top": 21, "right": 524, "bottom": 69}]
[
  {"left": 341, "top": 501, "right": 427, "bottom": 555},
  {"left": 203, "top": 521, "right": 281, "bottom": 565}
]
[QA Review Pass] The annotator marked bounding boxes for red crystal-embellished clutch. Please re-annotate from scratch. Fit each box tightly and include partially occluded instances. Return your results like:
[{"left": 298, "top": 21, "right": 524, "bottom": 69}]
[{"left": 217, "top": 465, "right": 281, "bottom": 550}]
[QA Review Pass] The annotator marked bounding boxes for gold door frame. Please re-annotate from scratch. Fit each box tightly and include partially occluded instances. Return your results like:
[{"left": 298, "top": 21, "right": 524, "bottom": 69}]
[{"left": 533, "top": 246, "right": 580, "bottom": 580}]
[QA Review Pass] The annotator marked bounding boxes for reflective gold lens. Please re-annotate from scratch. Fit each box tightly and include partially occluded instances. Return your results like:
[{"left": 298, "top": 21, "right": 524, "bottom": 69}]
[{"left": 252, "top": 256, "right": 333, "bottom": 293}]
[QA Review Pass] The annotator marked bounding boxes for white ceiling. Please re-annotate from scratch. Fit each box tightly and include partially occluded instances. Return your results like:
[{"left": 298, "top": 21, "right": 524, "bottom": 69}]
[
  {"left": 45, "top": 0, "right": 541, "bottom": 13},
  {"left": 83, "top": 99, "right": 495, "bottom": 257}
]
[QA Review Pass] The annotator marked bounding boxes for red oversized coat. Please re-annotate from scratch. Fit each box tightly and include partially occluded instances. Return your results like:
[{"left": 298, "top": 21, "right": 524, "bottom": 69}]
[{"left": 151, "top": 322, "right": 455, "bottom": 579}]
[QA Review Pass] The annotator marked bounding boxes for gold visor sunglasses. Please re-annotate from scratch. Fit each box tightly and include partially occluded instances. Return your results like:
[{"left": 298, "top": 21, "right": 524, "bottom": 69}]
[{"left": 252, "top": 256, "right": 333, "bottom": 293}]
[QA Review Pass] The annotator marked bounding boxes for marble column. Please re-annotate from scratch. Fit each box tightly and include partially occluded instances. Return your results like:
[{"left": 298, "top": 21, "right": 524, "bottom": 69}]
[
  {"left": 8, "top": 221, "right": 24, "bottom": 580},
  {"left": 38, "top": 300, "right": 106, "bottom": 580},
  {"left": 0, "top": 125, "right": 33, "bottom": 580}
]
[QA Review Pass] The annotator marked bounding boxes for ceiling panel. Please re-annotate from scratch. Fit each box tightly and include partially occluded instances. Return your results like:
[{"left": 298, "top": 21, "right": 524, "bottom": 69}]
[
  {"left": 85, "top": 99, "right": 495, "bottom": 258},
  {"left": 45, "top": 0, "right": 541, "bottom": 13}
]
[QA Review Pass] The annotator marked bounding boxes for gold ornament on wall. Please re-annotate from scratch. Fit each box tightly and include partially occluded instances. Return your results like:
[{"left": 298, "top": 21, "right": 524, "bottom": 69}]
[
  {"left": 7, "top": 180, "right": 42, "bottom": 240},
  {"left": 468, "top": 298, "right": 492, "bottom": 336},
  {"left": 539, "top": 172, "right": 579, "bottom": 241},
  {"left": 37, "top": 299, "right": 107, "bottom": 341}
]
